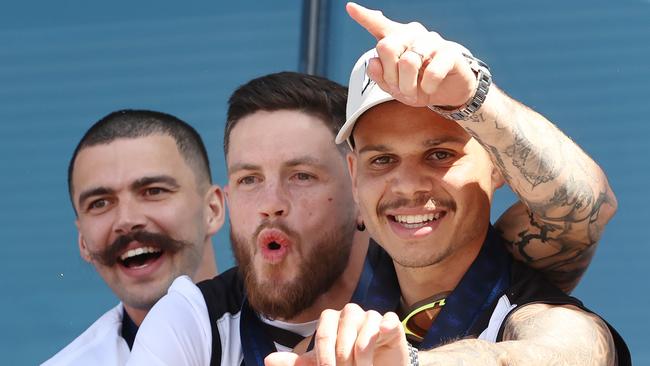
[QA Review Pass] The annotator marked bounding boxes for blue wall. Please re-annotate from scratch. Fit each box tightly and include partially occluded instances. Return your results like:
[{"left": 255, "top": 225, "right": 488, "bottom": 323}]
[
  {"left": 0, "top": 1, "right": 301, "bottom": 363},
  {"left": 0, "top": 0, "right": 647, "bottom": 364}
]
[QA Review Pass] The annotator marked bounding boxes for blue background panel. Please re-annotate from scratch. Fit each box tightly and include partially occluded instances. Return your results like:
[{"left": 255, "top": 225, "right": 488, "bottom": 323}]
[{"left": 0, "top": 1, "right": 301, "bottom": 364}]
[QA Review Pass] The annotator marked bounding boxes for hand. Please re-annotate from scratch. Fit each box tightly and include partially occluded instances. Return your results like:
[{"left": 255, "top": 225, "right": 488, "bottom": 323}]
[
  {"left": 315, "top": 303, "right": 410, "bottom": 366},
  {"left": 346, "top": 2, "right": 477, "bottom": 108},
  {"left": 264, "top": 351, "right": 315, "bottom": 366}
]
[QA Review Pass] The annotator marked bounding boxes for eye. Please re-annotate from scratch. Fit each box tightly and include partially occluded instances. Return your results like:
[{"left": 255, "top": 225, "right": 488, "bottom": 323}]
[
  {"left": 294, "top": 172, "right": 315, "bottom": 181},
  {"left": 87, "top": 198, "right": 111, "bottom": 213},
  {"left": 427, "top": 150, "right": 455, "bottom": 161},
  {"left": 238, "top": 175, "right": 261, "bottom": 186},
  {"left": 143, "top": 187, "right": 168, "bottom": 196},
  {"left": 369, "top": 155, "right": 396, "bottom": 167},
  {"left": 289, "top": 172, "right": 317, "bottom": 186}
]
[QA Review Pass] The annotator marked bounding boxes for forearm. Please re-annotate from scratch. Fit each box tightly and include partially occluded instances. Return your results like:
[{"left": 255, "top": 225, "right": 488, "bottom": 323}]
[
  {"left": 419, "top": 337, "right": 612, "bottom": 366},
  {"left": 419, "top": 305, "right": 617, "bottom": 366},
  {"left": 458, "top": 86, "right": 617, "bottom": 290},
  {"left": 460, "top": 85, "right": 616, "bottom": 220}
]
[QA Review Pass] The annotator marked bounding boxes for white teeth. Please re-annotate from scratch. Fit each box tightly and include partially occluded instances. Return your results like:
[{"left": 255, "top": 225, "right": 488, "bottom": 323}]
[
  {"left": 395, "top": 212, "right": 441, "bottom": 224},
  {"left": 120, "top": 246, "right": 161, "bottom": 261}
]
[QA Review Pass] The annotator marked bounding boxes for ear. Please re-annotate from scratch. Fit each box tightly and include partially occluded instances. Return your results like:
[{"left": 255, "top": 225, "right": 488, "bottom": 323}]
[
  {"left": 346, "top": 152, "right": 360, "bottom": 205},
  {"left": 76, "top": 220, "right": 92, "bottom": 263},
  {"left": 205, "top": 185, "right": 226, "bottom": 235}
]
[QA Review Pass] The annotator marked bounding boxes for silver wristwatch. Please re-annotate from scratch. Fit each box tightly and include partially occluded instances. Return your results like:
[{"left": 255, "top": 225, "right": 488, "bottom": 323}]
[
  {"left": 407, "top": 341, "right": 419, "bottom": 366},
  {"left": 428, "top": 53, "right": 492, "bottom": 121}
]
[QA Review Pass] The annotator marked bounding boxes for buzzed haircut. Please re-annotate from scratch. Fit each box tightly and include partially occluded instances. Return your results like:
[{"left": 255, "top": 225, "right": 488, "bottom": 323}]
[
  {"left": 224, "top": 71, "right": 348, "bottom": 157},
  {"left": 68, "top": 109, "right": 212, "bottom": 212}
]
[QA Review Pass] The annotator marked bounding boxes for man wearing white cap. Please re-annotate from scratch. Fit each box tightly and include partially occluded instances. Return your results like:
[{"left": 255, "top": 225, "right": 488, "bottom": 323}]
[{"left": 266, "top": 3, "right": 629, "bottom": 366}]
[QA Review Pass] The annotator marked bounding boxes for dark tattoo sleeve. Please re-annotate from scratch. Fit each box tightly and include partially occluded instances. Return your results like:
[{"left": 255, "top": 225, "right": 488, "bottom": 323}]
[{"left": 464, "top": 97, "right": 616, "bottom": 292}]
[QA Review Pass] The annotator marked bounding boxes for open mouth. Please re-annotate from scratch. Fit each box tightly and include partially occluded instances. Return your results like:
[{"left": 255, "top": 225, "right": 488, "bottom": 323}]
[
  {"left": 257, "top": 228, "right": 291, "bottom": 263},
  {"left": 118, "top": 246, "right": 163, "bottom": 269},
  {"left": 389, "top": 211, "right": 445, "bottom": 228}
]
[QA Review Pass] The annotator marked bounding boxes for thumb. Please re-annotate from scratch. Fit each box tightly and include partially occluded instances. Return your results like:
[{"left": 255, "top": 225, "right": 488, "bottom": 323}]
[
  {"left": 264, "top": 351, "right": 317, "bottom": 366},
  {"left": 346, "top": 2, "right": 398, "bottom": 40}
]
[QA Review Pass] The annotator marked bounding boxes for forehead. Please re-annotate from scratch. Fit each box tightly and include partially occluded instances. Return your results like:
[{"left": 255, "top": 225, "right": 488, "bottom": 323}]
[
  {"left": 72, "top": 135, "right": 194, "bottom": 193},
  {"left": 353, "top": 101, "right": 471, "bottom": 151},
  {"left": 227, "top": 110, "right": 343, "bottom": 170}
]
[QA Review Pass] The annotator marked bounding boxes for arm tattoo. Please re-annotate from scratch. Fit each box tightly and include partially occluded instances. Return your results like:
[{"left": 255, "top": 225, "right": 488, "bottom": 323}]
[
  {"left": 466, "top": 127, "right": 513, "bottom": 183},
  {"left": 463, "top": 88, "right": 616, "bottom": 291},
  {"left": 503, "top": 126, "right": 562, "bottom": 189}
]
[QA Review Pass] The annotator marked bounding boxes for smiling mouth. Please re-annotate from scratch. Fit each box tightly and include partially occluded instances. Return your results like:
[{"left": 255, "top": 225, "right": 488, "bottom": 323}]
[
  {"left": 118, "top": 246, "right": 163, "bottom": 268},
  {"left": 389, "top": 212, "right": 445, "bottom": 228}
]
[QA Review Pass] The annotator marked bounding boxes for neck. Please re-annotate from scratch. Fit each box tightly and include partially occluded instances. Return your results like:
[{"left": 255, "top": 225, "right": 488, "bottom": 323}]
[
  {"left": 194, "top": 241, "right": 218, "bottom": 282},
  {"left": 285, "top": 230, "right": 370, "bottom": 323},
  {"left": 123, "top": 305, "right": 147, "bottom": 327},
  {"left": 395, "top": 232, "right": 485, "bottom": 308}
]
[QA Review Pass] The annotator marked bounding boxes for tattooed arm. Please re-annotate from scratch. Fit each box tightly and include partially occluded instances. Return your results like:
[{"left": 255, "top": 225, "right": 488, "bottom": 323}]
[
  {"left": 458, "top": 86, "right": 617, "bottom": 292},
  {"left": 418, "top": 303, "right": 616, "bottom": 366}
]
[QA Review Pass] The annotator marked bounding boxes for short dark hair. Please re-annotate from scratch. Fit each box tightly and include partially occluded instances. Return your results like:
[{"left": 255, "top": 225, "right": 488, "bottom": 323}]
[
  {"left": 68, "top": 109, "right": 212, "bottom": 212},
  {"left": 224, "top": 72, "right": 348, "bottom": 157}
]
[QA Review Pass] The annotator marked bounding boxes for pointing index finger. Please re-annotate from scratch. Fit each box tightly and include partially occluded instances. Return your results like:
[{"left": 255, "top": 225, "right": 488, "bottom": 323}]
[{"left": 346, "top": 2, "right": 399, "bottom": 40}]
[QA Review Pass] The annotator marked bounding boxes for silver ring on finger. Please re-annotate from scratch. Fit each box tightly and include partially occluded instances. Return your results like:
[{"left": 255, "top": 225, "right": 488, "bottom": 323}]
[{"left": 404, "top": 48, "right": 428, "bottom": 64}]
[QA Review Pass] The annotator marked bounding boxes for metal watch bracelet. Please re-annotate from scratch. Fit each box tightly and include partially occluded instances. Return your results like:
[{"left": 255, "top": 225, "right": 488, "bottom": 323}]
[
  {"left": 428, "top": 53, "right": 492, "bottom": 121},
  {"left": 407, "top": 341, "right": 419, "bottom": 366}
]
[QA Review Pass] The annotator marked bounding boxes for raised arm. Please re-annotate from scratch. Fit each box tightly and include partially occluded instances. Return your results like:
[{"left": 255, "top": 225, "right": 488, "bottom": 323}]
[
  {"left": 472, "top": 87, "right": 616, "bottom": 292},
  {"left": 345, "top": 2, "right": 617, "bottom": 292}
]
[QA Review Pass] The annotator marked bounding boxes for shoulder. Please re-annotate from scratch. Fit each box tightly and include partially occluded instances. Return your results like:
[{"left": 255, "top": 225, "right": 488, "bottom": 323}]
[
  {"left": 501, "top": 264, "right": 631, "bottom": 365},
  {"left": 197, "top": 266, "right": 245, "bottom": 318},
  {"left": 42, "top": 304, "right": 129, "bottom": 366},
  {"left": 128, "top": 276, "right": 215, "bottom": 365}
]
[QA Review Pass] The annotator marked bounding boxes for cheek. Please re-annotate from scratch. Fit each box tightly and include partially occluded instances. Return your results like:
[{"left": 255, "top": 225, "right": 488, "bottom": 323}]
[
  {"left": 293, "top": 187, "right": 344, "bottom": 224},
  {"left": 227, "top": 196, "right": 258, "bottom": 232},
  {"left": 78, "top": 216, "right": 113, "bottom": 250},
  {"left": 294, "top": 192, "right": 321, "bottom": 220},
  {"left": 355, "top": 174, "right": 385, "bottom": 204},
  {"left": 150, "top": 202, "right": 197, "bottom": 231},
  {"left": 441, "top": 163, "right": 482, "bottom": 189}
]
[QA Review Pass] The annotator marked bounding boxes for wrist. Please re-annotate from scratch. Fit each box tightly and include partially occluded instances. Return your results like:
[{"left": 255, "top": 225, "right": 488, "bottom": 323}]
[{"left": 428, "top": 54, "right": 492, "bottom": 121}]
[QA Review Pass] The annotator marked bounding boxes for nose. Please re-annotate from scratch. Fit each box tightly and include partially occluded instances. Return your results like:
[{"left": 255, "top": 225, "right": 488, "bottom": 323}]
[
  {"left": 113, "top": 197, "right": 146, "bottom": 235},
  {"left": 390, "top": 160, "right": 434, "bottom": 198},
  {"left": 258, "top": 181, "right": 290, "bottom": 219}
]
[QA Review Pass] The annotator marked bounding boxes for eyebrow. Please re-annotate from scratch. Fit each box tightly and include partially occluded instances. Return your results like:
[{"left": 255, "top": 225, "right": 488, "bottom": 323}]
[
  {"left": 130, "top": 175, "right": 180, "bottom": 191},
  {"left": 77, "top": 175, "right": 179, "bottom": 208},
  {"left": 78, "top": 187, "right": 114, "bottom": 208},
  {"left": 358, "top": 136, "right": 467, "bottom": 154},
  {"left": 229, "top": 156, "right": 326, "bottom": 175},
  {"left": 228, "top": 163, "right": 261, "bottom": 175},
  {"left": 284, "top": 156, "right": 325, "bottom": 169}
]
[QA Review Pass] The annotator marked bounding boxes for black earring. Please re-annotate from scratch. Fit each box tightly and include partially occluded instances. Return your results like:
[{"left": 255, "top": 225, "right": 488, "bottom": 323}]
[{"left": 356, "top": 222, "right": 366, "bottom": 231}]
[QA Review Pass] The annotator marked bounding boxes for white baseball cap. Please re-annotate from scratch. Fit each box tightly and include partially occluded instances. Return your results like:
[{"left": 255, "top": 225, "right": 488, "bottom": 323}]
[{"left": 335, "top": 48, "right": 395, "bottom": 147}]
